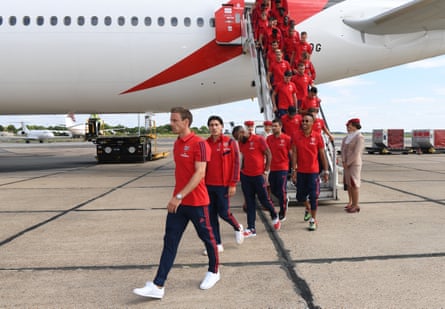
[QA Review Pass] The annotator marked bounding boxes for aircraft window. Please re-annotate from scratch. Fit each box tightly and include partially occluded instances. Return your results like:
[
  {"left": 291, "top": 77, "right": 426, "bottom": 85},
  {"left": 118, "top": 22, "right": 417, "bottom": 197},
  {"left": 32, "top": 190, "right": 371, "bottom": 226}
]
[
  {"left": 0, "top": 17, "right": 2, "bottom": 26},
  {"left": 23, "top": 16, "right": 31, "bottom": 26},
  {"left": 36, "top": 16, "right": 44, "bottom": 26},
  {"left": 158, "top": 17, "right": 165, "bottom": 26},
  {"left": 144, "top": 17, "right": 152, "bottom": 26},
  {"left": 104, "top": 16, "right": 112, "bottom": 26},
  {"left": 50, "top": 16, "right": 58, "bottom": 26},
  {"left": 91, "top": 16, "right": 99, "bottom": 26},
  {"left": 9, "top": 16, "right": 17, "bottom": 26},
  {"left": 131, "top": 16, "right": 138, "bottom": 26},
  {"left": 64, "top": 16, "right": 71, "bottom": 26},
  {"left": 184, "top": 17, "right": 191, "bottom": 27},
  {"left": 171, "top": 17, "right": 178, "bottom": 27},
  {"left": 78, "top": 16, "right": 85, "bottom": 26},
  {"left": 197, "top": 17, "right": 204, "bottom": 27},
  {"left": 118, "top": 16, "right": 125, "bottom": 26},
  {"left": 209, "top": 18, "right": 215, "bottom": 27}
]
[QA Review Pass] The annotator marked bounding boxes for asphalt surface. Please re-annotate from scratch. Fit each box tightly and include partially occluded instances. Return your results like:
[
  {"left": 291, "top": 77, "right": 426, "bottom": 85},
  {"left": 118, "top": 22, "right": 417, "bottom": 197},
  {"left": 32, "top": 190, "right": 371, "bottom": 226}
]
[{"left": 0, "top": 139, "right": 444, "bottom": 308}]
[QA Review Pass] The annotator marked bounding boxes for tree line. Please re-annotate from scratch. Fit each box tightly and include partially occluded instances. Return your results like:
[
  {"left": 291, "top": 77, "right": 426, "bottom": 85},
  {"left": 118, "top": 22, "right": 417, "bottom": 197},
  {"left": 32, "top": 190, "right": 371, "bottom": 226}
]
[{"left": 0, "top": 124, "right": 210, "bottom": 135}]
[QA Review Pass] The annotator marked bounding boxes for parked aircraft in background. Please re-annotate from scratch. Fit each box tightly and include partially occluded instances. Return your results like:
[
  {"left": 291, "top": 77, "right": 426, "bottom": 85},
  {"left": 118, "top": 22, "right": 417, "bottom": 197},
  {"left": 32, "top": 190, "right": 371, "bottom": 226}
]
[
  {"left": 65, "top": 114, "right": 86, "bottom": 137},
  {"left": 17, "top": 122, "right": 56, "bottom": 143},
  {"left": 0, "top": 0, "right": 444, "bottom": 117}
]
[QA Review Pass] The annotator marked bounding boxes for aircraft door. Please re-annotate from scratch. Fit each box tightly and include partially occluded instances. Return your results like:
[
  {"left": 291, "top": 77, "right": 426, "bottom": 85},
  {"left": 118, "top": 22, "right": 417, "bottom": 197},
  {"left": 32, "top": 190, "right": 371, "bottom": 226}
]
[{"left": 215, "top": 0, "right": 244, "bottom": 45}]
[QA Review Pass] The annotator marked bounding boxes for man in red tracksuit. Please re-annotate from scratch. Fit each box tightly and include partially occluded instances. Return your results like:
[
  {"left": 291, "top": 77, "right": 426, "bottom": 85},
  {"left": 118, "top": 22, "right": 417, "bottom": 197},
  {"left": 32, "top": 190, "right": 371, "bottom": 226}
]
[
  {"left": 133, "top": 107, "right": 219, "bottom": 299},
  {"left": 205, "top": 115, "right": 244, "bottom": 255},
  {"left": 267, "top": 118, "right": 292, "bottom": 221},
  {"left": 291, "top": 62, "right": 313, "bottom": 109},
  {"left": 237, "top": 120, "right": 281, "bottom": 238},
  {"left": 291, "top": 113, "right": 329, "bottom": 231},
  {"left": 271, "top": 70, "right": 298, "bottom": 118}
]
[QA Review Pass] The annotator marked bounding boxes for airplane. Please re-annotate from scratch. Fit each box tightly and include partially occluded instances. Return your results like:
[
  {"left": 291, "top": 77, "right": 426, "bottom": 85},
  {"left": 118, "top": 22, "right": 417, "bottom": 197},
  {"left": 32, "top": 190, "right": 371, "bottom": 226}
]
[
  {"left": 0, "top": 0, "right": 445, "bottom": 117},
  {"left": 16, "top": 122, "right": 56, "bottom": 143},
  {"left": 65, "top": 113, "right": 86, "bottom": 137}
]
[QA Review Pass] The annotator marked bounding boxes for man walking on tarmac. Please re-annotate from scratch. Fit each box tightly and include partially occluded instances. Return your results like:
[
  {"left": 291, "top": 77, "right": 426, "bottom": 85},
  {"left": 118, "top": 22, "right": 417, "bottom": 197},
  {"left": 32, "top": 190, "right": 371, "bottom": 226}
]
[
  {"left": 204, "top": 115, "right": 244, "bottom": 255},
  {"left": 133, "top": 107, "right": 219, "bottom": 299},
  {"left": 291, "top": 113, "right": 329, "bottom": 231},
  {"left": 267, "top": 118, "right": 292, "bottom": 222},
  {"left": 237, "top": 120, "right": 281, "bottom": 238}
]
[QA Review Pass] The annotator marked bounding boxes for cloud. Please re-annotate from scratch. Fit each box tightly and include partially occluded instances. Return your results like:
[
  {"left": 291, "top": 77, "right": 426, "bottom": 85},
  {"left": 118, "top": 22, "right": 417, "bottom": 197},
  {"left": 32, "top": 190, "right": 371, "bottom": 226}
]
[
  {"left": 324, "top": 76, "right": 374, "bottom": 88},
  {"left": 434, "top": 87, "right": 445, "bottom": 96},
  {"left": 390, "top": 97, "right": 437, "bottom": 104}
]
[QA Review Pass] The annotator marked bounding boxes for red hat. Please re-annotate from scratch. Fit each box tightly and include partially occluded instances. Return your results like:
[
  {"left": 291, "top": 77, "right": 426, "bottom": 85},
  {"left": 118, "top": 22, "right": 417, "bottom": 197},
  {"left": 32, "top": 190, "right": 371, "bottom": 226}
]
[
  {"left": 244, "top": 120, "right": 254, "bottom": 126},
  {"left": 346, "top": 118, "right": 360, "bottom": 126},
  {"left": 263, "top": 120, "right": 273, "bottom": 126}
]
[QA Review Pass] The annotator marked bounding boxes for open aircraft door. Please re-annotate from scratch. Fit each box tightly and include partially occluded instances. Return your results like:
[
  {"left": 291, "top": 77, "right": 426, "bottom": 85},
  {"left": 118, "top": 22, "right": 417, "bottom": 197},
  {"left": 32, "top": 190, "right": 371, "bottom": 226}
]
[{"left": 215, "top": 0, "right": 244, "bottom": 45}]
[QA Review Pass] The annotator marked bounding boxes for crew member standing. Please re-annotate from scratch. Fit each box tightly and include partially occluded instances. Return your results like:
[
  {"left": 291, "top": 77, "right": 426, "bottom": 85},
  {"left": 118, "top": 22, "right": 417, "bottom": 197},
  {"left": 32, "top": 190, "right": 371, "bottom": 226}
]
[
  {"left": 133, "top": 107, "right": 219, "bottom": 299},
  {"left": 263, "top": 120, "right": 273, "bottom": 137},
  {"left": 341, "top": 118, "right": 364, "bottom": 214},
  {"left": 205, "top": 115, "right": 244, "bottom": 256}
]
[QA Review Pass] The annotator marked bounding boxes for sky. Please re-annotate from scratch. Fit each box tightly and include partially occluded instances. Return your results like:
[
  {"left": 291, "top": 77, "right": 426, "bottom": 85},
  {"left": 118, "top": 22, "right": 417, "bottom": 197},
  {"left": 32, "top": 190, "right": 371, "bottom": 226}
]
[{"left": 2, "top": 54, "right": 445, "bottom": 133}]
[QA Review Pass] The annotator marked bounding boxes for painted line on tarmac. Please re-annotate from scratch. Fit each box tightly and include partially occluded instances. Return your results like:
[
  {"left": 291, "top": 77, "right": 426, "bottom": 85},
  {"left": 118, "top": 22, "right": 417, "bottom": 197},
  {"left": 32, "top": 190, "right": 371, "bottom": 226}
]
[
  {"left": 3, "top": 251, "right": 444, "bottom": 272},
  {"left": 295, "top": 251, "right": 445, "bottom": 264},
  {"left": 0, "top": 163, "right": 170, "bottom": 247},
  {"left": 256, "top": 208, "right": 318, "bottom": 309},
  {"left": 0, "top": 168, "right": 85, "bottom": 187},
  {"left": 363, "top": 179, "right": 445, "bottom": 206}
]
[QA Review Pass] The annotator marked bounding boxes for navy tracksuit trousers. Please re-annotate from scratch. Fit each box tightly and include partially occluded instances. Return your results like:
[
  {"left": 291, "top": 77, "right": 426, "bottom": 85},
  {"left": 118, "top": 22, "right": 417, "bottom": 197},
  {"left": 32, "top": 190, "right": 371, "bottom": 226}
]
[
  {"left": 207, "top": 185, "right": 241, "bottom": 245},
  {"left": 154, "top": 204, "right": 218, "bottom": 287},
  {"left": 240, "top": 173, "right": 277, "bottom": 231}
]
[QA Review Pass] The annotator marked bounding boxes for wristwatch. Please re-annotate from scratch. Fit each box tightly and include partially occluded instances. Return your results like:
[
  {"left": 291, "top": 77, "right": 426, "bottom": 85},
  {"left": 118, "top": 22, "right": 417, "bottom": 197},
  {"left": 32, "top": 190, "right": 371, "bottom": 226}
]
[{"left": 175, "top": 193, "right": 183, "bottom": 200}]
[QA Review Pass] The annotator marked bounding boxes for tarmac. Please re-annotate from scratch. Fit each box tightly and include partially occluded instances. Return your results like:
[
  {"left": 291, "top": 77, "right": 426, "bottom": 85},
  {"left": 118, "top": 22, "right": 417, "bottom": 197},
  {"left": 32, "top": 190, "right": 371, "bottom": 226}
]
[{"left": 0, "top": 139, "right": 444, "bottom": 309}]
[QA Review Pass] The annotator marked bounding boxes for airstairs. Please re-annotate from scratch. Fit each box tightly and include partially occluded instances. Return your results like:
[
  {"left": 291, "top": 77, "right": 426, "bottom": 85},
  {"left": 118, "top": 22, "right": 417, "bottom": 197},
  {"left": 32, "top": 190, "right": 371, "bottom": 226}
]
[{"left": 215, "top": 0, "right": 339, "bottom": 201}]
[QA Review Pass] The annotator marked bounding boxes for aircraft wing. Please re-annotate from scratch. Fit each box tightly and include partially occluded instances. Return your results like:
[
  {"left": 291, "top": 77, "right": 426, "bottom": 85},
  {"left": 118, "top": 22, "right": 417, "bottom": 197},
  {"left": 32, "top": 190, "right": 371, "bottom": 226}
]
[{"left": 343, "top": 0, "right": 445, "bottom": 34}]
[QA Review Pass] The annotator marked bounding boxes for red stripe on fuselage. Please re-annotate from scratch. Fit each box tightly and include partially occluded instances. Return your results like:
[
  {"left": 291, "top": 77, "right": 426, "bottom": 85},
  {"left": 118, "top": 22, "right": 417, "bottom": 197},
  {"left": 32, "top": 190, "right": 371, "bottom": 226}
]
[
  {"left": 122, "top": 0, "right": 330, "bottom": 94},
  {"left": 121, "top": 40, "right": 242, "bottom": 94},
  {"left": 287, "top": 0, "right": 329, "bottom": 24}
]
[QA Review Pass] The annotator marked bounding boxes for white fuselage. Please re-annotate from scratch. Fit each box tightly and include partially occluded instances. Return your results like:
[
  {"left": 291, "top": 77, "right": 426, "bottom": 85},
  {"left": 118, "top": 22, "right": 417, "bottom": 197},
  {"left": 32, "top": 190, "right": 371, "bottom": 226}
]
[{"left": 0, "top": 0, "right": 444, "bottom": 115}]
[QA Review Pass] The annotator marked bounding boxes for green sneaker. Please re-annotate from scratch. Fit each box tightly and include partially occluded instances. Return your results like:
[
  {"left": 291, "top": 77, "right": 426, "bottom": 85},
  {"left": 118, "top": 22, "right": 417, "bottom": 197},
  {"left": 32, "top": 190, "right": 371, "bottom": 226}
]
[
  {"left": 304, "top": 210, "right": 311, "bottom": 222},
  {"left": 308, "top": 219, "right": 317, "bottom": 231}
]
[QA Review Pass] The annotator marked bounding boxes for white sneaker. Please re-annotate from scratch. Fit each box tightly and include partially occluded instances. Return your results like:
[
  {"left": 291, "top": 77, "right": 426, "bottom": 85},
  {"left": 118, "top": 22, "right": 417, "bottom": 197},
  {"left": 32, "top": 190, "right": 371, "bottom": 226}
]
[
  {"left": 273, "top": 217, "right": 281, "bottom": 231},
  {"left": 235, "top": 224, "right": 244, "bottom": 245},
  {"left": 243, "top": 228, "right": 256, "bottom": 238},
  {"left": 202, "top": 244, "right": 224, "bottom": 256},
  {"left": 199, "top": 271, "right": 220, "bottom": 290},
  {"left": 133, "top": 281, "right": 164, "bottom": 299}
]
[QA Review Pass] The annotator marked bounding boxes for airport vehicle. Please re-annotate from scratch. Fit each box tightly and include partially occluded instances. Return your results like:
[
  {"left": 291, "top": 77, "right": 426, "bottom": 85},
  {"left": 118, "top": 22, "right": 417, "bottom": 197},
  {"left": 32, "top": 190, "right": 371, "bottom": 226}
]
[
  {"left": 366, "top": 129, "right": 407, "bottom": 154},
  {"left": 94, "top": 134, "right": 153, "bottom": 163},
  {"left": 411, "top": 129, "right": 445, "bottom": 153},
  {"left": 86, "top": 115, "right": 168, "bottom": 163},
  {"left": 365, "top": 128, "right": 445, "bottom": 154}
]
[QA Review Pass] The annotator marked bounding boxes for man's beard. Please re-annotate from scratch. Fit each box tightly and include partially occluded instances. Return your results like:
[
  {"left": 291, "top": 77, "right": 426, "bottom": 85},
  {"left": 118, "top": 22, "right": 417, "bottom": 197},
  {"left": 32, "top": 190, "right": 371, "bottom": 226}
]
[{"left": 240, "top": 136, "right": 249, "bottom": 144}]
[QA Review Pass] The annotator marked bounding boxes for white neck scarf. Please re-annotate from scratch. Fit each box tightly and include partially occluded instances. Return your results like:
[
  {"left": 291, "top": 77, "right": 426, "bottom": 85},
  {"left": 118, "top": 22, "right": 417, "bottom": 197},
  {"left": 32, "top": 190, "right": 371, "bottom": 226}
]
[{"left": 345, "top": 130, "right": 360, "bottom": 144}]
